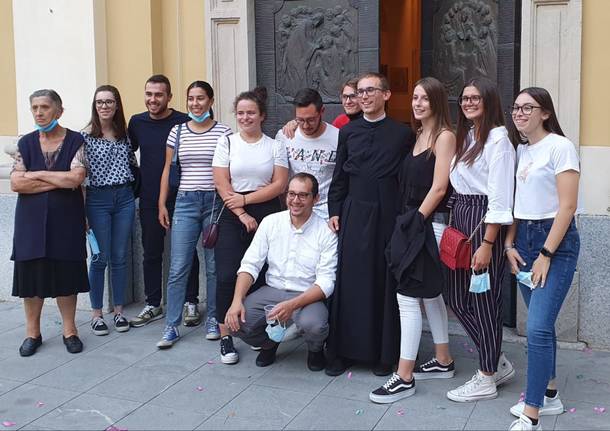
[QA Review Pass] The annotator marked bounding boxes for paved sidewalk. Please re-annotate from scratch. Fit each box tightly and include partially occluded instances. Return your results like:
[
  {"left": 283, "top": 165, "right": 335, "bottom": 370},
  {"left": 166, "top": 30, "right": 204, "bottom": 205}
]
[{"left": 0, "top": 300, "right": 608, "bottom": 430}]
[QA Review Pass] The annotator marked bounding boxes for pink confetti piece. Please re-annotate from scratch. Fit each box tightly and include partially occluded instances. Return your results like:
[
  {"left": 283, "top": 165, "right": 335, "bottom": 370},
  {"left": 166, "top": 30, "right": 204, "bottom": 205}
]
[
  {"left": 582, "top": 347, "right": 593, "bottom": 355},
  {"left": 36, "top": 401, "right": 45, "bottom": 408},
  {"left": 196, "top": 386, "right": 204, "bottom": 392},
  {"left": 467, "top": 348, "right": 474, "bottom": 353},
  {"left": 2, "top": 422, "right": 16, "bottom": 428},
  {"left": 594, "top": 407, "right": 606, "bottom": 414},
  {"left": 347, "top": 371, "right": 353, "bottom": 379},
  {"left": 568, "top": 408, "right": 576, "bottom": 413},
  {"left": 206, "top": 360, "right": 215, "bottom": 364},
  {"left": 105, "top": 426, "right": 128, "bottom": 431},
  {"left": 396, "top": 408, "right": 405, "bottom": 416}
]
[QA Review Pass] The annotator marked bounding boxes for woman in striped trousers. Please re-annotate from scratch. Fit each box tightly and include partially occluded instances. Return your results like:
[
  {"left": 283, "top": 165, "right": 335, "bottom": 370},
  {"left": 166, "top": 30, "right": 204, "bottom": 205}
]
[{"left": 446, "top": 77, "right": 516, "bottom": 403}]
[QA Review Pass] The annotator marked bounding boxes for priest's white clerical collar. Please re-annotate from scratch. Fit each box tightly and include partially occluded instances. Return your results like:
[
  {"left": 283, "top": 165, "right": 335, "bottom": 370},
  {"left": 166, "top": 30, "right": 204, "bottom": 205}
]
[{"left": 363, "top": 112, "right": 386, "bottom": 122}]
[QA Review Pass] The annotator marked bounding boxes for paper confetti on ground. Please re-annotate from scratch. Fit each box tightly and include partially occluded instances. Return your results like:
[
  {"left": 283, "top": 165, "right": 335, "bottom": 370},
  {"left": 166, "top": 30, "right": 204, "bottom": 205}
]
[
  {"left": 594, "top": 407, "right": 606, "bottom": 414},
  {"left": 518, "top": 392, "right": 525, "bottom": 402},
  {"left": 396, "top": 408, "right": 405, "bottom": 416},
  {"left": 568, "top": 408, "right": 576, "bottom": 413},
  {"left": 207, "top": 360, "right": 215, "bottom": 364},
  {"left": 36, "top": 401, "right": 45, "bottom": 408},
  {"left": 2, "top": 422, "right": 16, "bottom": 428},
  {"left": 355, "top": 409, "right": 364, "bottom": 416},
  {"left": 347, "top": 371, "right": 353, "bottom": 379},
  {"left": 196, "top": 386, "right": 204, "bottom": 392},
  {"left": 105, "top": 427, "right": 128, "bottom": 431},
  {"left": 582, "top": 347, "right": 593, "bottom": 355}
]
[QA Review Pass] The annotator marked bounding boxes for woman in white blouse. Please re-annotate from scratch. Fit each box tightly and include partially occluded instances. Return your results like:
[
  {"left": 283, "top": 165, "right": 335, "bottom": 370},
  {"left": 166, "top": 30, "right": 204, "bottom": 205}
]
[
  {"left": 445, "top": 77, "right": 516, "bottom": 403},
  {"left": 212, "top": 87, "right": 289, "bottom": 365},
  {"left": 505, "top": 88, "right": 580, "bottom": 431}
]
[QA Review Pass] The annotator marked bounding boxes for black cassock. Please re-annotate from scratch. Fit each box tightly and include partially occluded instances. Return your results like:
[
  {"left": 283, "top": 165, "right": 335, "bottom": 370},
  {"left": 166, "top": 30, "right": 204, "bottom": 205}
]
[{"left": 326, "top": 116, "right": 415, "bottom": 365}]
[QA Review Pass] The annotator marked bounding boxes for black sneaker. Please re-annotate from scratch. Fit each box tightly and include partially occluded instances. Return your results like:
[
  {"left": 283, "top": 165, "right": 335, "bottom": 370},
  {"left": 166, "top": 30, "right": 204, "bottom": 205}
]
[
  {"left": 413, "top": 357, "right": 455, "bottom": 380},
  {"left": 91, "top": 317, "right": 109, "bottom": 336},
  {"left": 113, "top": 313, "right": 130, "bottom": 333},
  {"left": 63, "top": 335, "right": 83, "bottom": 354},
  {"left": 255, "top": 343, "right": 280, "bottom": 367},
  {"left": 369, "top": 373, "right": 415, "bottom": 404},
  {"left": 307, "top": 350, "right": 326, "bottom": 371},
  {"left": 220, "top": 336, "right": 239, "bottom": 365}
]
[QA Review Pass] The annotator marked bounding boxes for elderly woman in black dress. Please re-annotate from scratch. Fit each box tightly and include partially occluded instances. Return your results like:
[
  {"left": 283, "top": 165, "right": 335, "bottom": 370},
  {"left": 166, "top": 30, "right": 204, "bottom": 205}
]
[{"left": 10, "top": 89, "right": 89, "bottom": 356}]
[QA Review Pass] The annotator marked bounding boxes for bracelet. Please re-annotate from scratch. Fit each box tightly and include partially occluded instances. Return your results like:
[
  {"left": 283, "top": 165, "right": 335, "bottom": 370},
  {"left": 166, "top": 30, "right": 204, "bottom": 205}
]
[
  {"left": 540, "top": 246, "right": 554, "bottom": 258},
  {"left": 237, "top": 212, "right": 247, "bottom": 218},
  {"left": 482, "top": 238, "right": 494, "bottom": 246},
  {"left": 243, "top": 194, "right": 247, "bottom": 206}
]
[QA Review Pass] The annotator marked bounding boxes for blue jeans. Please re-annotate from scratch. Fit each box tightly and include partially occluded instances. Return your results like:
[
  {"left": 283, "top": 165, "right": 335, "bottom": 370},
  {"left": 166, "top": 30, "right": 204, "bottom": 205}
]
[
  {"left": 515, "top": 219, "right": 580, "bottom": 409},
  {"left": 165, "top": 190, "right": 220, "bottom": 327},
  {"left": 86, "top": 185, "right": 136, "bottom": 310}
]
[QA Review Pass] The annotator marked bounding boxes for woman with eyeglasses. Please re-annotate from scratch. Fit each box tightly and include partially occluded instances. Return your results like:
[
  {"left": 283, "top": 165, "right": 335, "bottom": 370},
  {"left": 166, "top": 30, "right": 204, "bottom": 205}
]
[
  {"left": 82, "top": 85, "right": 137, "bottom": 336},
  {"left": 445, "top": 77, "right": 516, "bottom": 403},
  {"left": 11, "top": 89, "right": 88, "bottom": 356},
  {"left": 213, "top": 87, "right": 289, "bottom": 365},
  {"left": 504, "top": 88, "right": 581, "bottom": 431},
  {"left": 370, "top": 77, "right": 456, "bottom": 403},
  {"left": 155, "top": 81, "right": 232, "bottom": 349}
]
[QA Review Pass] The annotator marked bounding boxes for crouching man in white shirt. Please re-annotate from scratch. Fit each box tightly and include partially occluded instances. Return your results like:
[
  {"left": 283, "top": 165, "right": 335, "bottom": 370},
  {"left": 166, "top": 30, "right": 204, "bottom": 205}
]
[{"left": 225, "top": 173, "right": 338, "bottom": 370}]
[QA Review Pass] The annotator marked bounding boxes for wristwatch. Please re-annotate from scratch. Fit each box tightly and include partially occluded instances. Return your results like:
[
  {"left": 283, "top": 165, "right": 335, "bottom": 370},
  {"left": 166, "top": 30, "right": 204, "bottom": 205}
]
[{"left": 540, "top": 247, "right": 554, "bottom": 258}]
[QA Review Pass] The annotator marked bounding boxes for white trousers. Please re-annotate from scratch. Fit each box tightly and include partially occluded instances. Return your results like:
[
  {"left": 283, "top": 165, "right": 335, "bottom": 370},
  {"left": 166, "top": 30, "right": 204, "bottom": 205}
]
[{"left": 397, "top": 222, "right": 450, "bottom": 361}]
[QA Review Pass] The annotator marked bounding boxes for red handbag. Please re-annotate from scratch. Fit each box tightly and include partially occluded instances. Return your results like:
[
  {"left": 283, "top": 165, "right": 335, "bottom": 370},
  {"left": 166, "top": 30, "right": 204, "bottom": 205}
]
[
  {"left": 439, "top": 211, "right": 485, "bottom": 270},
  {"left": 202, "top": 199, "right": 226, "bottom": 249}
]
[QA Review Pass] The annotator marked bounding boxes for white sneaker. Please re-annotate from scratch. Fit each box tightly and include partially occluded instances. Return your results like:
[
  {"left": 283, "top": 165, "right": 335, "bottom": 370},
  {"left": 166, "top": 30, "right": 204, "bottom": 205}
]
[
  {"left": 447, "top": 370, "right": 497, "bottom": 402},
  {"left": 509, "top": 414, "right": 542, "bottom": 430},
  {"left": 495, "top": 352, "right": 515, "bottom": 386},
  {"left": 510, "top": 394, "right": 564, "bottom": 417}
]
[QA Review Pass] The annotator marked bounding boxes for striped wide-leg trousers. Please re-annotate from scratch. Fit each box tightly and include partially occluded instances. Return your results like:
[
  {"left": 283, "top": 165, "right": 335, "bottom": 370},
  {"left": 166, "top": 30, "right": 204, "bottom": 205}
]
[{"left": 447, "top": 194, "right": 507, "bottom": 373}]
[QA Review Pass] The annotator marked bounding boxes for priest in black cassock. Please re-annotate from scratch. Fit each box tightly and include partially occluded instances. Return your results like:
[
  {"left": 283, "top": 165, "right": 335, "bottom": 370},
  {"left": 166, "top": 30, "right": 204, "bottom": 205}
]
[{"left": 325, "top": 72, "right": 415, "bottom": 377}]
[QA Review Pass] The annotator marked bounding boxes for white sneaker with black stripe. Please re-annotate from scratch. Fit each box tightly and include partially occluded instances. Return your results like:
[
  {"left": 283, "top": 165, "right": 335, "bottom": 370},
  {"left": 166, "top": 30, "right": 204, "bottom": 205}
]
[
  {"left": 369, "top": 373, "right": 415, "bottom": 403},
  {"left": 413, "top": 357, "right": 455, "bottom": 380}
]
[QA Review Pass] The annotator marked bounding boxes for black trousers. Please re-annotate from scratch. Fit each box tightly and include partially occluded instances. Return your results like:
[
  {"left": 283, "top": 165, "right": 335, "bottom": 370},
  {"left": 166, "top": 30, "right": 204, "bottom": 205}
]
[
  {"left": 447, "top": 194, "right": 506, "bottom": 373},
  {"left": 139, "top": 198, "right": 199, "bottom": 307},
  {"left": 215, "top": 197, "right": 281, "bottom": 323}
]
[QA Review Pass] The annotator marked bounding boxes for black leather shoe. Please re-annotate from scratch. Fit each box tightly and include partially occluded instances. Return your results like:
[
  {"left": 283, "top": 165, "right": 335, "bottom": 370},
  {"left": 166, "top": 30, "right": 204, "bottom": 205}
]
[
  {"left": 325, "top": 357, "right": 354, "bottom": 376},
  {"left": 63, "top": 335, "right": 83, "bottom": 354},
  {"left": 307, "top": 350, "right": 326, "bottom": 371},
  {"left": 255, "top": 343, "right": 279, "bottom": 367},
  {"left": 19, "top": 335, "right": 42, "bottom": 357},
  {"left": 373, "top": 362, "right": 394, "bottom": 376}
]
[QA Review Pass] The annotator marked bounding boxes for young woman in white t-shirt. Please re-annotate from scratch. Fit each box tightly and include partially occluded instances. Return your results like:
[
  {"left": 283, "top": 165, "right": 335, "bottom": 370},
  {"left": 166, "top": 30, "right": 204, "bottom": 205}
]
[
  {"left": 505, "top": 88, "right": 580, "bottom": 431},
  {"left": 213, "top": 87, "right": 289, "bottom": 365},
  {"left": 156, "top": 81, "right": 232, "bottom": 349},
  {"left": 446, "top": 77, "right": 516, "bottom": 403}
]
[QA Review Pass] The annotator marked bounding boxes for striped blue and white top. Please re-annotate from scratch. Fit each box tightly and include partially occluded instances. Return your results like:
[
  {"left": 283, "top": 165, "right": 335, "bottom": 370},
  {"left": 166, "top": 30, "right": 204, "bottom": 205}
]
[{"left": 166, "top": 121, "right": 232, "bottom": 191}]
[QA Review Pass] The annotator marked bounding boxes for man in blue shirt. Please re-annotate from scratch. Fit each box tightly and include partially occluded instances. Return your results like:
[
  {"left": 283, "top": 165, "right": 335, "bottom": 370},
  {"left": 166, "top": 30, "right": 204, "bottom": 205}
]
[{"left": 127, "top": 75, "right": 209, "bottom": 335}]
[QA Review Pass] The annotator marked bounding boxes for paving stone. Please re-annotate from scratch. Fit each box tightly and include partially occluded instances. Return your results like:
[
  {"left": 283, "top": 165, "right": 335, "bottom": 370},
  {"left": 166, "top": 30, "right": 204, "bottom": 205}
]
[
  {"left": 148, "top": 368, "right": 254, "bottom": 416},
  {"left": 87, "top": 365, "right": 188, "bottom": 403},
  {"left": 555, "top": 399, "right": 610, "bottom": 430},
  {"left": 199, "top": 384, "right": 314, "bottom": 430},
  {"left": 0, "top": 383, "right": 78, "bottom": 428},
  {"left": 285, "top": 394, "right": 387, "bottom": 430},
  {"left": 114, "top": 403, "right": 208, "bottom": 431},
  {"left": 29, "top": 393, "right": 141, "bottom": 430},
  {"left": 0, "top": 377, "right": 21, "bottom": 396}
]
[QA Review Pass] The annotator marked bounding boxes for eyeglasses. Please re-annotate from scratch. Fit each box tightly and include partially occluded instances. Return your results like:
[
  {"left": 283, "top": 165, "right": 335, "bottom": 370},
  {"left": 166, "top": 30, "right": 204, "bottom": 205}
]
[
  {"left": 95, "top": 99, "right": 116, "bottom": 107},
  {"left": 287, "top": 191, "right": 313, "bottom": 200},
  {"left": 510, "top": 104, "right": 542, "bottom": 116},
  {"left": 341, "top": 93, "right": 359, "bottom": 102},
  {"left": 356, "top": 87, "right": 385, "bottom": 97},
  {"left": 458, "top": 95, "right": 482, "bottom": 106},
  {"left": 295, "top": 116, "right": 320, "bottom": 126}
]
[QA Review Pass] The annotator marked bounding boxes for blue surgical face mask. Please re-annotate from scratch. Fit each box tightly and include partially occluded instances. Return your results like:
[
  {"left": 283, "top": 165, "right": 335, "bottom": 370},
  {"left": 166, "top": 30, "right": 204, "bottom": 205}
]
[
  {"left": 35, "top": 119, "right": 59, "bottom": 133},
  {"left": 188, "top": 110, "right": 211, "bottom": 123},
  {"left": 86, "top": 229, "right": 100, "bottom": 261},
  {"left": 469, "top": 270, "right": 491, "bottom": 294},
  {"left": 265, "top": 321, "right": 287, "bottom": 343},
  {"left": 516, "top": 271, "right": 536, "bottom": 290}
]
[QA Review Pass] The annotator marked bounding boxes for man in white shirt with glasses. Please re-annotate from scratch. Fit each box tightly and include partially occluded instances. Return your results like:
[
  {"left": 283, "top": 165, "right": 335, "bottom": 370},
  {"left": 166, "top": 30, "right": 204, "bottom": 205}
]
[{"left": 225, "top": 173, "right": 338, "bottom": 370}]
